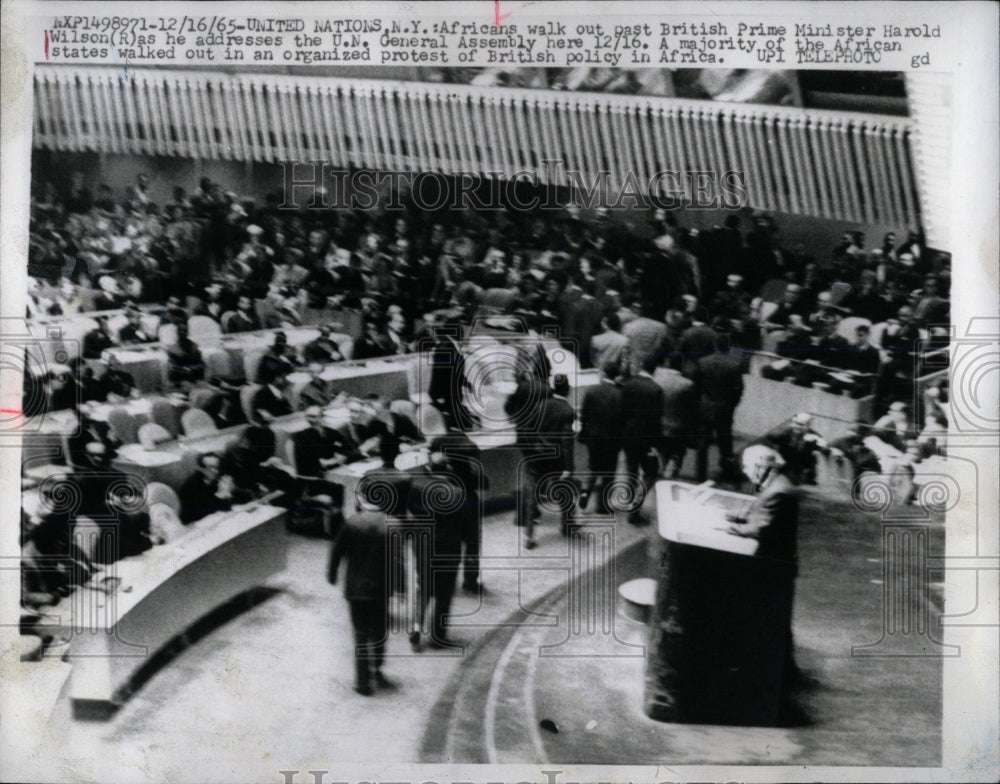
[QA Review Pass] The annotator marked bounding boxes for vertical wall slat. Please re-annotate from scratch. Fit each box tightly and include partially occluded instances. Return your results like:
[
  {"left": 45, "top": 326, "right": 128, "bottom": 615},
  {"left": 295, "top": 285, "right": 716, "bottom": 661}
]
[
  {"left": 396, "top": 88, "right": 420, "bottom": 171},
  {"left": 34, "top": 74, "right": 53, "bottom": 147},
  {"left": 413, "top": 89, "right": 435, "bottom": 171},
  {"left": 31, "top": 66, "right": 923, "bottom": 229},
  {"left": 895, "top": 126, "right": 918, "bottom": 227},
  {"left": 866, "top": 124, "right": 893, "bottom": 224},
  {"left": 880, "top": 125, "right": 905, "bottom": 226},
  {"left": 147, "top": 75, "right": 167, "bottom": 156},
  {"left": 774, "top": 117, "right": 800, "bottom": 215}
]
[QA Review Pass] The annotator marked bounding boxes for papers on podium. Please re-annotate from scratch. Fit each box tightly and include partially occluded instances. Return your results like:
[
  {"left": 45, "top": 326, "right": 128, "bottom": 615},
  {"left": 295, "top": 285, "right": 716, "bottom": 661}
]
[{"left": 655, "top": 480, "right": 759, "bottom": 556}]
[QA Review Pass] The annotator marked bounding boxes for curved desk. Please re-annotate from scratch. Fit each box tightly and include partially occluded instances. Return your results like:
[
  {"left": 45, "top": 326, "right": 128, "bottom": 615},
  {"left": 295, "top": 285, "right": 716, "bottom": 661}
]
[{"left": 47, "top": 504, "right": 287, "bottom": 718}]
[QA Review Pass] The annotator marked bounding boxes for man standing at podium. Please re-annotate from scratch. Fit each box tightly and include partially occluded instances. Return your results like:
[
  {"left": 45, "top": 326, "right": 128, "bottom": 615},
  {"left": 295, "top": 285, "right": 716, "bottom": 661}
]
[
  {"left": 729, "top": 445, "right": 798, "bottom": 560},
  {"left": 727, "top": 445, "right": 803, "bottom": 685}
]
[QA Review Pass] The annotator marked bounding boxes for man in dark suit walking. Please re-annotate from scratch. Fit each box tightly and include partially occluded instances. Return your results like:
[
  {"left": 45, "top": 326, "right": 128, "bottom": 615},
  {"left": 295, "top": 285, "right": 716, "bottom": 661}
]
[
  {"left": 563, "top": 277, "right": 605, "bottom": 369},
  {"left": 407, "top": 438, "right": 465, "bottom": 649},
  {"left": 515, "top": 374, "right": 577, "bottom": 548},
  {"left": 359, "top": 437, "right": 413, "bottom": 606},
  {"left": 578, "top": 360, "right": 623, "bottom": 515},
  {"left": 437, "top": 431, "right": 488, "bottom": 593},
  {"left": 328, "top": 486, "right": 394, "bottom": 696},
  {"left": 619, "top": 355, "right": 664, "bottom": 525},
  {"left": 691, "top": 332, "right": 744, "bottom": 482},
  {"left": 426, "top": 321, "right": 470, "bottom": 429},
  {"left": 653, "top": 351, "right": 698, "bottom": 479}
]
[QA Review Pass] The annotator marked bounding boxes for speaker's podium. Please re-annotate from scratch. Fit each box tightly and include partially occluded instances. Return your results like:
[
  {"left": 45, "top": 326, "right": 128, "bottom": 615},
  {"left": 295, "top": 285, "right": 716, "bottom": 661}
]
[{"left": 644, "top": 480, "right": 796, "bottom": 726}]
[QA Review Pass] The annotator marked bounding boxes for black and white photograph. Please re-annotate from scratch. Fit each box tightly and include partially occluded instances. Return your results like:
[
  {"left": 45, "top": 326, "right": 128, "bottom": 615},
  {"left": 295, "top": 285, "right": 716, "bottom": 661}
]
[{"left": 1, "top": 2, "right": 997, "bottom": 782}]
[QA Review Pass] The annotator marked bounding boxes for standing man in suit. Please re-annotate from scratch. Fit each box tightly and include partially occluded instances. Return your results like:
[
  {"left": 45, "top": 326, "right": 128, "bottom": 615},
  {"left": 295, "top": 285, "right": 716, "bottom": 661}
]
[
  {"left": 407, "top": 438, "right": 465, "bottom": 649},
  {"left": 622, "top": 300, "right": 668, "bottom": 375},
  {"left": 590, "top": 312, "right": 628, "bottom": 372},
  {"left": 563, "top": 277, "right": 605, "bottom": 369},
  {"left": 578, "top": 360, "right": 623, "bottom": 515},
  {"left": 653, "top": 351, "right": 697, "bottom": 479},
  {"left": 691, "top": 332, "right": 744, "bottom": 482},
  {"left": 358, "top": 437, "right": 413, "bottom": 610},
  {"left": 328, "top": 485, "right": 394, "bottom": 696},
  {"left": 619, "top": 355, "right": 665, "bottom": 525},
  {"left": 426, "top": 321, "right": 469, "bottom": 430},
  {"left": 727, "top": 445, "right": 802, "bottom": 686},
  {"left": 534, "top": 374, "right": 578, "bottom": 541},
  {"left": 437, "top": 431, "right": 488, "bottom": 594},
  {"left": 514, "top": 372, "right": 575, "bottom": 549}
]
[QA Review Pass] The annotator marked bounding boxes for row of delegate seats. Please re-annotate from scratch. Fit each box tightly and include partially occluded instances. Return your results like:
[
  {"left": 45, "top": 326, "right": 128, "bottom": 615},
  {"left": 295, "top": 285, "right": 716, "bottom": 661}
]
[{"left": 27, "top": 297, "right": 366, "bottom": 363}]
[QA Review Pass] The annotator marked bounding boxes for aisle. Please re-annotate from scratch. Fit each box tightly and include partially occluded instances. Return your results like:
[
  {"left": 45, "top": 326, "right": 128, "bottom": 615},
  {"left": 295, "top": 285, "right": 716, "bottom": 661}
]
[
  {"left": 37, "top": 504, "right": 648, "bottom": 781},
  {"left": 424, "top": 490, "right": 944, "bottom": 767}
]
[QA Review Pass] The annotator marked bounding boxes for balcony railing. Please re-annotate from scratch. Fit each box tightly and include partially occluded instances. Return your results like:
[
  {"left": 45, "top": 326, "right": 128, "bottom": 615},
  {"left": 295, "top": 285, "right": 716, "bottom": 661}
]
[{"left": 33, "top": 65, "right": 920, "bottom": 227}]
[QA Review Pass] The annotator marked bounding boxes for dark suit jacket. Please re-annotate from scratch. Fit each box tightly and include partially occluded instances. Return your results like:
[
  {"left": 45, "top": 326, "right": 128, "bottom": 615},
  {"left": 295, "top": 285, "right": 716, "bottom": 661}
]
[
  {"left": 505, "top": 374, "right": 551, "bottom": 448},
  {"left": 117, "top": 323, "right": 153, "bottom": 345},
  {"left": 302, "top": 338, "right": 343, "bottom": 364},
  {"left": 694, "top": 352, "right": 744, "bottom": 409},
  {"left": 579, "top": 380, "right": 622, "bottom": 447},
  {"left": 49, "top": 379, "right": 81, "bottom": 413},
  {"left": 427, "top": 336, "right": 465, "bottom": 404},
  {"left": 653, "top": 368, "right": 697, "bottom": 438},
  {"left": 538, "top": 395, "right": 576, "bottom": 473},
  {"left": 437, "top": 431, "right": 488, "bottom": 495},
  {"left": 256, "top": 350, "right": 296, "bottom": 385},
  {"left": 82, "top": 330, "right": 113, "bottom": 360},
  {"left": 355, "top": 413, "right": 423, "bottom": 450},
  {"left": 328, "top": 511, "right": 390, "bottom": 600},
  {"left": 619, "top": 374, "right": 664, "bottom": 443},
  {"left": 100, "top": 369, "right": 136, "bottom": 399},
  {"left": 407, "top": 466, "right": 465, "bottom": 548},
  {"left": 850, "top": 344, "right": 882, "bottom": 375},
  {"left": 737, "top": 472, "right": 799, "bottom": 564},
  {"left": 251, "top": 385, "right": 293, "bottom": 420},
  {"left": 225, "top": 309, "right": 262, "bottom": 334},
  {"left": 178, "top": 471, "right": 232, "bottom": 524},
  {"left": 351, "top": 334, "right": 385, "bottom": 361},
  {"left": 292, "top": 425, "right": 350, "bottom": 478},
  {"left": 167, "top": 339, "right": 205, "bottom": 383},
  {"left": 220, "top": 424, "right": 276, "bottom": 487},
  {"left": 564, "top": 295, "right": 605, "bottom": 365}
]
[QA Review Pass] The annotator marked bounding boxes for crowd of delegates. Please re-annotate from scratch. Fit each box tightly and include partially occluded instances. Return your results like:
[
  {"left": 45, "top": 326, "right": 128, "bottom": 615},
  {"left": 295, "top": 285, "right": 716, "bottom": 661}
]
[
  {"left": 29, "top": 172, "right": 949, "bottom": 401},
  {"left": 23, "top": 172, "right": 951, "bottom": 615}
]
